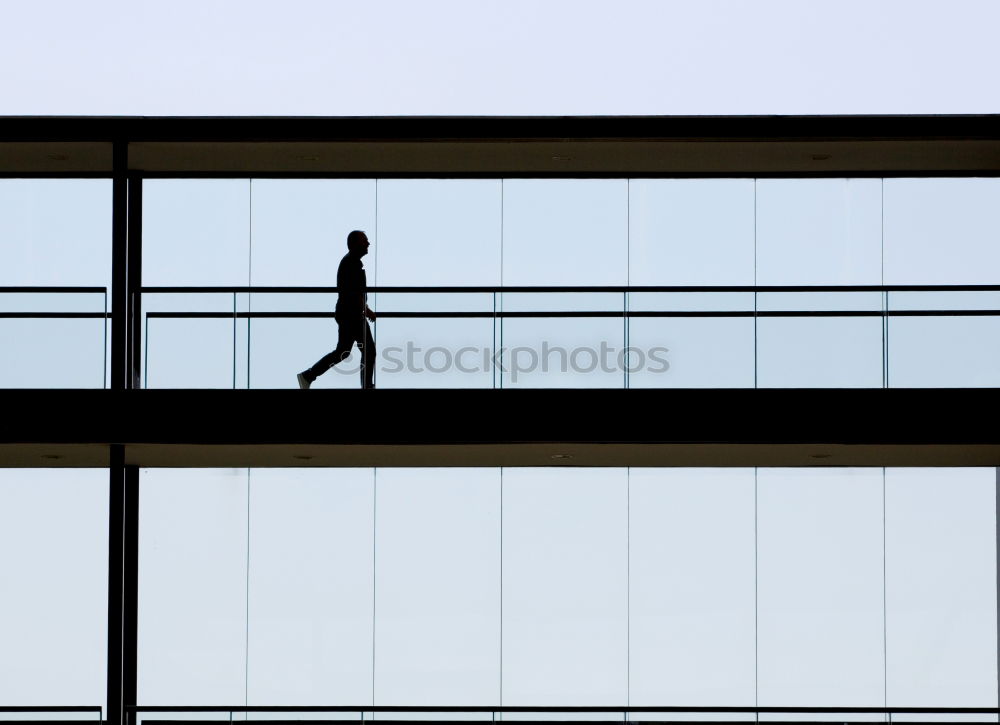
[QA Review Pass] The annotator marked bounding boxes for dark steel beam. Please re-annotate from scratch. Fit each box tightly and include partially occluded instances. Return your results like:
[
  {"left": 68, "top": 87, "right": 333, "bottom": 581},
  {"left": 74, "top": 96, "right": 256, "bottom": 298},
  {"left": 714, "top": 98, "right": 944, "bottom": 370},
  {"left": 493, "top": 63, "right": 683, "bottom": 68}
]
[
  {"left": 3, "top": 389, "right": 1000, "bottom": 448},
  {"left": 1, "top": 115, "right": 999, "bottom": 142}
]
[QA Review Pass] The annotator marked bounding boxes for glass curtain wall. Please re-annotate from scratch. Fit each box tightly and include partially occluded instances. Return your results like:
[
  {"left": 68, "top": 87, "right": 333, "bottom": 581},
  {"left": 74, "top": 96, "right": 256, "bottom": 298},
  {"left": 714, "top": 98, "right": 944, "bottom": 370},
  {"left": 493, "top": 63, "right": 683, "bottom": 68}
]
[
  {"left": 3, "top": 177, "right": 996, "bottom": 389},
  {"left": 137, "top": 177, "right": 1000, "bottom": 390},
  {"left": 0, "top": 469, "right": 109, "bottom": 710},
  {"left": 136, "top": 467, "right": 998, "bottom": 710},
  {"left": 0, "top": 179, "right": 112, "bottom": 388}
]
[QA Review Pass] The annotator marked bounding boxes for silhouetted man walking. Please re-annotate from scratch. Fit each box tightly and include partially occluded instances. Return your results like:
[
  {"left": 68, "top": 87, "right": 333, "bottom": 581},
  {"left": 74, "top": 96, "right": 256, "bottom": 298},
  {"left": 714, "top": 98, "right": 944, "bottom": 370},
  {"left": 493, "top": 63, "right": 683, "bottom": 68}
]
[{"left": 297, "top": 230, "right": 376, "bottom": 389}]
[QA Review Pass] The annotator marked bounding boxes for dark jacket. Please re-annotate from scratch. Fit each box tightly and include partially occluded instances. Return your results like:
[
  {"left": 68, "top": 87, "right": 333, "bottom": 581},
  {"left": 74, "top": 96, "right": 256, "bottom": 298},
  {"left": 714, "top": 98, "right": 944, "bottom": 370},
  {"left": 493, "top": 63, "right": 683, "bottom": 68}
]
[{"left": 335, "top": 251, "right": 367, "bottom": 322}]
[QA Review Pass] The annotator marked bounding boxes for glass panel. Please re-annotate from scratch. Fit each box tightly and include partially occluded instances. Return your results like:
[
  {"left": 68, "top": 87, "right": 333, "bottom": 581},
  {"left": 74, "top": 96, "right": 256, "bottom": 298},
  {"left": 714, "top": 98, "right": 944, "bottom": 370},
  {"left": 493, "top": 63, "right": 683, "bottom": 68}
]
[
  {"left": 888, "top": 315, "right": 1000, "bottom": 387},
  {"left": 627, "top": 316, "right": 753, "bottom": 388},
  {"left": 755, "top": 179, "right": 882, "bottom": 286},
  {"left": 376, "top": 179, "right": 502, "bottom": 286},
  {"left": 142, "top": 292, "right": 236, "bottom": 388},
  {"left": 0, "top": 469, "right": 107, "bottom": 707},
  {"left": 249, "top": 179, "right": 376, "bottom": 287},
  {"left": 502, "top": 468, "right": 627, "bottom": 705},
  {"left": 375, "top": 469, "right": 500, "bottom": 704},
  {"left": 756, "top": 316, "right": 884, "bottom": 387},
  {"left": 629, "top": 469, "right": 755, "bottom": 705},
  {"left": 502, "top": 179, "right": 628, "bottom": 286},
  {"left": 138, "top": 468, "right": 249, "bottom": 704},
  {"left": 143, "top": 179, "right": 250, "bottom": 286},
  {"left": 884, "top": 178, "right": 1000, "bottom": 285},
  {"left": 375, "top": 316, "right": 495, "bottom": 388},
  {"left": 250, "top": 315, "right": 361, "bottom": 389},
  {"left": 0, "top": 317, "right": 106, "bottom": 388},
  {"left": 499, "top": 292, "right": 624, "bottom": 387},
  {"left": 756, "top": 468, "right": 885, "bottom": 706},
  {"left": 885, "top": 468, "right": 997, "bottom": 706},
  {"left": 0, "top": 179, "right": 111, "bottom": 288},
  {"left": 628, "top": 179, "right": 755, "bottom": 286},
  {"left": 145, "top": 317, "right": 235, "bottom": 388},
  {"left": 247, "top": 469, "right": 374, "bottom": 705},
  {"left": 499, "top": 316, "right": 625, "bottom": 388}
]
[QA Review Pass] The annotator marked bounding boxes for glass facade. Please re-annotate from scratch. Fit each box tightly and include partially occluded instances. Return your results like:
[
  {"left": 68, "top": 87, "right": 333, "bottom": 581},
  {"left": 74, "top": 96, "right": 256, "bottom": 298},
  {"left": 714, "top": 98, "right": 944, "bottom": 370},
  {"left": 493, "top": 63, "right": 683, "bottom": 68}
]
[
  {"left": 2, "top": 168, "right": 998, "bottom": 715},
  {"left": 122, "top": 467, "right": 1000, "bottom": 709},
  {"left": 5, "top": 176, "right": 1000, "bottom": 389},
  {"left": 0, "top": 469, "right": 108, "bottom": 708},
  {"left": 0, "top": 179, "right": 111, "bottom": 388}
]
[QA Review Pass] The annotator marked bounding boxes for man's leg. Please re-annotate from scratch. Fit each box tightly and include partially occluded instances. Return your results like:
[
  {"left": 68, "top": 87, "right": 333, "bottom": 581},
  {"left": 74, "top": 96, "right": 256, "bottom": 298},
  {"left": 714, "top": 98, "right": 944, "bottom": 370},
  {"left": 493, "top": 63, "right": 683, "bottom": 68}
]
[
  {"left": 302, "top": 321, "right": 358, "bottom": 383},
  {"left": 357, "top": 319, "right": 376, "bottom": 389}
]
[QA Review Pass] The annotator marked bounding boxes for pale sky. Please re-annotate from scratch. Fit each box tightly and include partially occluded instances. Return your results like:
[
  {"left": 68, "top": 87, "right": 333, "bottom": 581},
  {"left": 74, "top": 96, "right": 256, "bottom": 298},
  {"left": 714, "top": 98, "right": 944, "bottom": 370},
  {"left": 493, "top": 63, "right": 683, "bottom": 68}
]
[{"left": 2, "top": 0, "right": 999, "bottom": 115}]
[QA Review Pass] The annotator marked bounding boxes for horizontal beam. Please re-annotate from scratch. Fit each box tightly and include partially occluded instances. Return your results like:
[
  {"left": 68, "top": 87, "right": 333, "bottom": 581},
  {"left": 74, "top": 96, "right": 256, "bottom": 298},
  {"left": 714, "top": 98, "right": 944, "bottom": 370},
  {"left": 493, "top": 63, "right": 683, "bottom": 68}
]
[
  {"left": 2, "top": 116, "right": 999, "bottom": 174},
  {"left": 1, "top": 389, "right": 998, "bottom": 468},
  {"left": 2, "top": 115, "right": 999, "bottom": 142}
]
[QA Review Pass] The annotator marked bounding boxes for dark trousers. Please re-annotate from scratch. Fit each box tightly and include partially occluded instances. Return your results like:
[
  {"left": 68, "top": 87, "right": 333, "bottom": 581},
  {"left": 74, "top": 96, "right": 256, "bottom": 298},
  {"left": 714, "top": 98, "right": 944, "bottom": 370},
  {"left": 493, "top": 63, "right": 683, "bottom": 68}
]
[{"left": 307, "top": 316, "right": 375, "bottom": 388}]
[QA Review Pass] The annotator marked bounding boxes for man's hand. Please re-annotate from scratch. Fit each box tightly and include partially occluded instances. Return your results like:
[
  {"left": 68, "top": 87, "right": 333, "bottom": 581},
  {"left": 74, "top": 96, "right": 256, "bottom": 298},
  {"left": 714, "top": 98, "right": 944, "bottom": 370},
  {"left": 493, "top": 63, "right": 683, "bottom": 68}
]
[{"left": 365, "top": 305, "right": 376, "bottom": 322}]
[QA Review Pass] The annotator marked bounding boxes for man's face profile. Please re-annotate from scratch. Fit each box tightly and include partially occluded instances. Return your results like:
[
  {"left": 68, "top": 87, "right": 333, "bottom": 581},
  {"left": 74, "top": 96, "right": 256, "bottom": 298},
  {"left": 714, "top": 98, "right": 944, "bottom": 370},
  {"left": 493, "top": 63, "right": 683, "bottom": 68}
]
[{"left": 348, "top": 231, "right": 370, "bottom": 256}]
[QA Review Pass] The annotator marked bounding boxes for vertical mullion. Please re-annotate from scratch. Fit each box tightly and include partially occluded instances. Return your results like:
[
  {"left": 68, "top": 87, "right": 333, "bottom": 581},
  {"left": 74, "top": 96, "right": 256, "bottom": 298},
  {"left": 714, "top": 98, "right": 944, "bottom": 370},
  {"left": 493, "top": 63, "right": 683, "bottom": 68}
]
[
  {"left": 127, "top": 177, "right": 142, "bottom": 390},
  {"left": 123, "top": 465, "right": 139, "bottom": 725},
  {"left": 107, "top": 445, "right": 125, "bottom": 725},
  {"left": 108, "top": 138, "right": 128, "bottom": 725},
  {"left": 111, "top": 142, "right": 128, "bottom": 391}
]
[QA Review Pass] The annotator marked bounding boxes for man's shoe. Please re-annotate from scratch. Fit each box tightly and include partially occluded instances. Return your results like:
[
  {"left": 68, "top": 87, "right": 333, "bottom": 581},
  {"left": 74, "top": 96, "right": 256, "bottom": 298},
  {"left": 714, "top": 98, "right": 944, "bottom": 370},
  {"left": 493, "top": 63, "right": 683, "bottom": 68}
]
[{"left": 297, "top": 372, "right": 312, "bottom": 390}]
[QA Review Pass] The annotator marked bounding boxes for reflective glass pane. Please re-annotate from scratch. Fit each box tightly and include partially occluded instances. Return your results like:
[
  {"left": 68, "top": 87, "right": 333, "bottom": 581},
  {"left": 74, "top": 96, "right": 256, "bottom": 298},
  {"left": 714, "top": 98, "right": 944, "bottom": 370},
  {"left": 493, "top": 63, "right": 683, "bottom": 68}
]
[
  {"left": 143, "top": 179, "right": 250, "bottom": 286},
  {"left": 499, "top": 316, "right": 625, "bottom": 388},
  {"left": 250, "top": 314, "right": 362, "bottom": 390},
  {"left": 0, "top": 179, "right": 111, "bottom": 287},
  {"left": 375, "top": 315, "right": 495, "bottom": 389},
  {"left": 145, "top": 317, "right": 234, "bottom": 388},
  {"left": 375, "top": 469, "right": 500, "bottom": 704},
  {"left": 756, "top": 316, "right": 884, "bottom": 388},
  {"left": 499, "top": 292, "right": 624, "bottom": 388},
  {"left": 757, "top": 468, "right": 885, "bottom": 705},
  {"left": 628, "top": 179, "right": 755, "bottom": 286},
  {"left": 502, "top": 180, "right": 628, "bottom": 286},
  {"left": 885, "top": 468, "right": 997, "bottom": 706},
  {"left": 629, "top": 469, "right": 755, "bottom": 705},
  {"left": 884, "top": 178, "right": 1000, "bottom": 285},
  {"left": 0, "top": 317, "right": 106, "bottom": 388},
  {"left": 502, "top": 468, "right": 627, "bottom": 705},
  {"left": 249, "top": 179, "right": 376, "bottom": 287},
  {"left": 142, "top": 293, "right": 236, "bottom": 388},
  {"left": 755, "top": 179, "right": 882, "bottom": 286},
  {"left": 627, "top": 316, "right": 753, "bottom": 388},
  {"left": 376, "top": 179, "right": 501, "bottom": 286},
  {"left": 138, "top": 468, "right": 249, "bottom": 704},
  {"left": 247, "top": 469, "right": 374, "bottom": 704},
  {"left": 0, "top": 469, "right": 107, "bottom": 707},
  {"left": 888, "top": 315, "right": 1000, "bottom": 387}
]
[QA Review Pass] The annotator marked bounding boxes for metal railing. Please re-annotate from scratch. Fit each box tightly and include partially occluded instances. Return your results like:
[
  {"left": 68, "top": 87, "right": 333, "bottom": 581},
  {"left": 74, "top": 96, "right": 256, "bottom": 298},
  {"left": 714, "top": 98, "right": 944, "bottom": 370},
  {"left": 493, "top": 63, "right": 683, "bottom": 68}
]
[
  {"left": 5, "top": 284, "right": 1000, "bottom": 389},
  {"left": 138, "top": 284, "right": 1000, "bottom": 389},
  {"left": 126, "top": 706, "right": 1000, "bottom": 725},
  {"left": 0, "top": 706, "right": 103, "bottom": 724}
]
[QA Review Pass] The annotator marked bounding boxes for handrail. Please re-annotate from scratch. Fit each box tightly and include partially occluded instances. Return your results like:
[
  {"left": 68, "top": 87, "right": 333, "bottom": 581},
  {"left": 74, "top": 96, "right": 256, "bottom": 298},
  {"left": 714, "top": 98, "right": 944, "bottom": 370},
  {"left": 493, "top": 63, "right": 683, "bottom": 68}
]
[
  {"left": 140, "top": 285, "right": 1000, "bottom": 293},
  {"left": 0, "top": 287, "right": 108, "bottom": 294},
  {"left": 0, "top": 706, "right": 103, "bottom": 712},
  {"left": 0, "top": 287, "right": 109, "bottom": 319},
  {"left": 129, "top": 706, "right": 1000, "bottom": 713}
]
